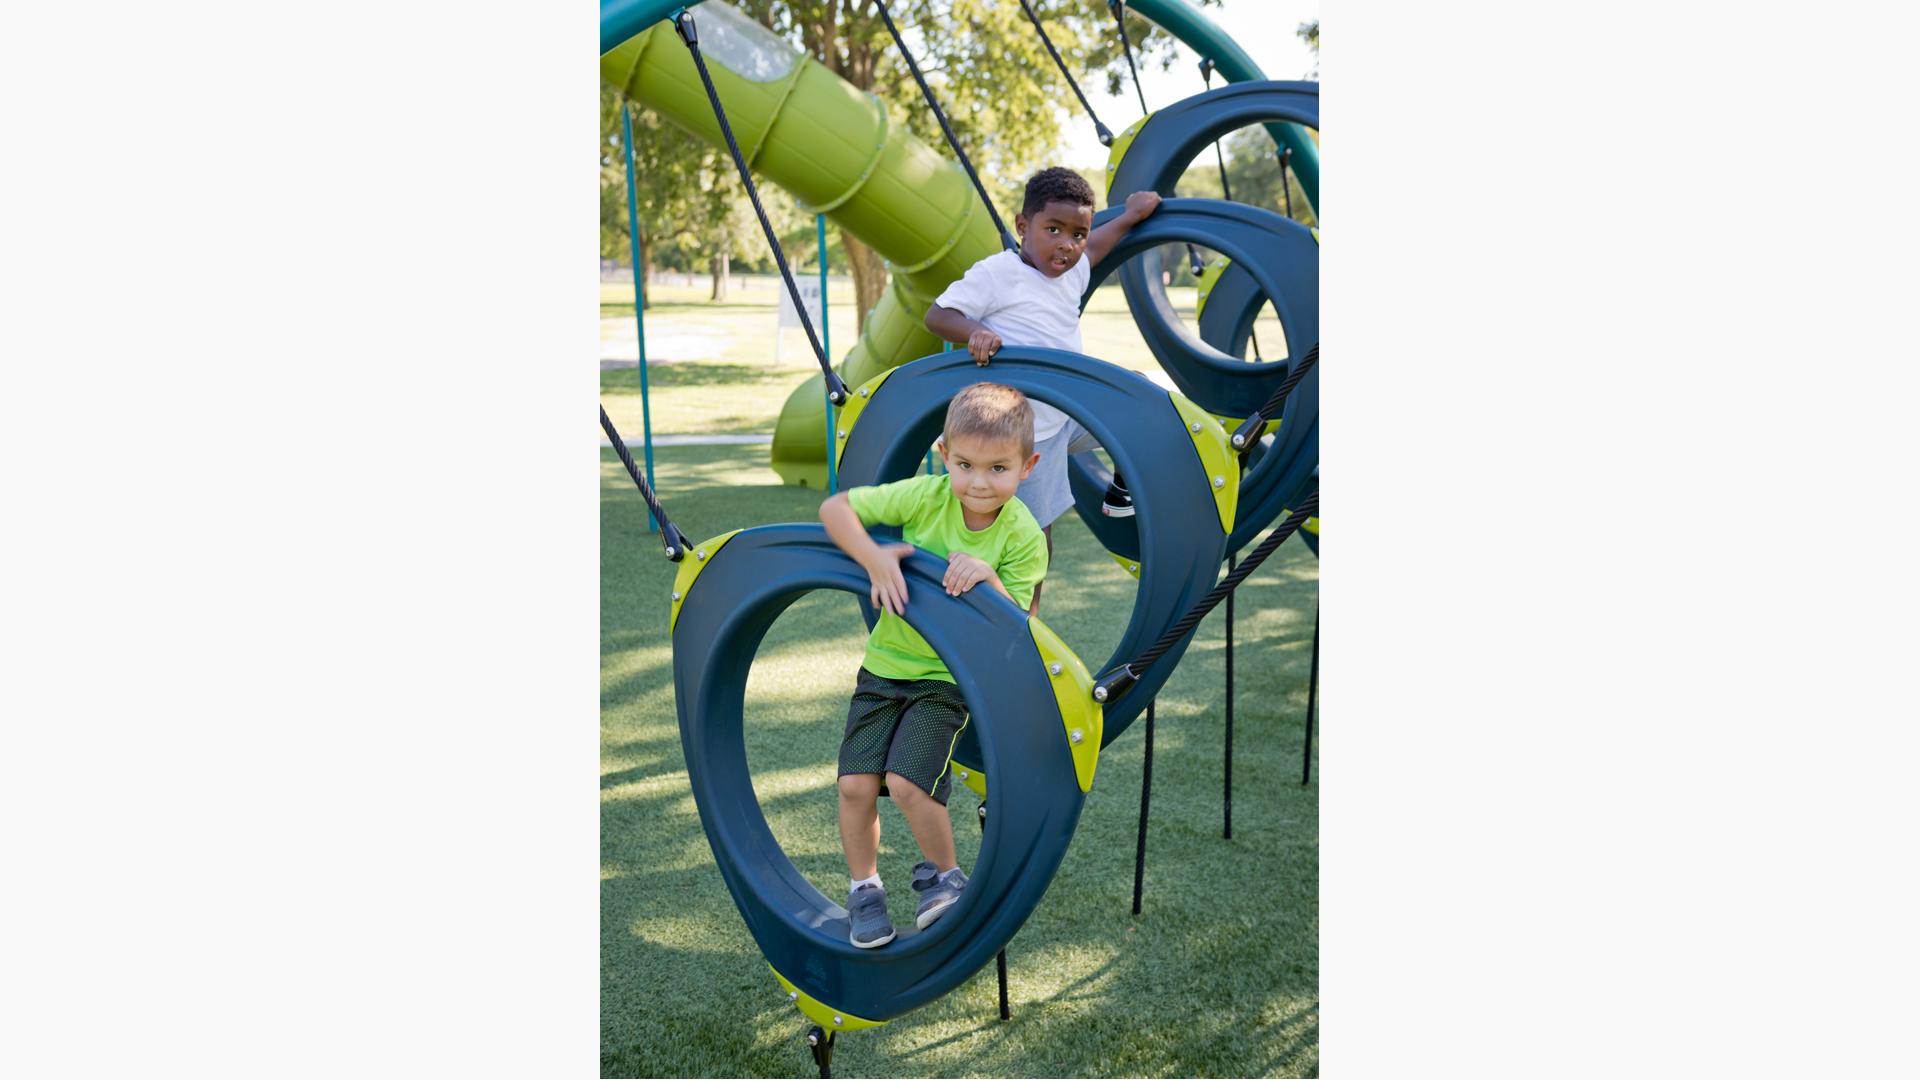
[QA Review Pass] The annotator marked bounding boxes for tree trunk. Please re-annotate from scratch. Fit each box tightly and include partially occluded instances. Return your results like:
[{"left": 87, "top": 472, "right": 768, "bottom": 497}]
[
  {"left": 638, "top": 230, "right": 652, "bottom": 310},
  {"left": 841, "top": 231, "right": 887, "bottom": 333},
  {"left": 709, "top": 251, "right": 730, "bottom": 301}
]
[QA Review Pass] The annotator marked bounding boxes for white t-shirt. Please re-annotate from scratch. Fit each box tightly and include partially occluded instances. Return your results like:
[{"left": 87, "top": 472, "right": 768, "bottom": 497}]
[{"left": 932, "top": 249, "right": 1091, "bottom": 442}]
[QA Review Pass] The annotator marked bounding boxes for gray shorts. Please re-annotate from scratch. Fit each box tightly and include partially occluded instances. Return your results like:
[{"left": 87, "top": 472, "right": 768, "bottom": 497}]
[{"left": 1017, "top": 418, "right": 1101, "bottom": 527}]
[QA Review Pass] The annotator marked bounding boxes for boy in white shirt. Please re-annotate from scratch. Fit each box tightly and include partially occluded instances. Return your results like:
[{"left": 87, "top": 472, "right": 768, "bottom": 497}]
[{"left": 924, "top": 167, "right": 1161, "bottom": 613}]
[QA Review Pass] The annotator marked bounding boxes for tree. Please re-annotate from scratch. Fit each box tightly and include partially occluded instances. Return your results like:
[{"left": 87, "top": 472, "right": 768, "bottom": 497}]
[
  {"left": 726, "top": 0, "right": 1211, "bottom": 329},
  {"left": 600, "top": 88, "right": 712, "bottom": 305}
]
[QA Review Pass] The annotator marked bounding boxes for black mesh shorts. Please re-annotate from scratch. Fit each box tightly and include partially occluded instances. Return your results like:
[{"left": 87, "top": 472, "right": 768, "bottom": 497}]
[{"left": 839, "top": 667, "right": 971, "bottom": 805}]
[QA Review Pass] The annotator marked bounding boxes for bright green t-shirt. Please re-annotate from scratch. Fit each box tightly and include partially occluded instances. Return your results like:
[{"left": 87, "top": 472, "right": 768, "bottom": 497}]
[{"left": 845, "top": 473, "right": 1049, "bottom": 683}]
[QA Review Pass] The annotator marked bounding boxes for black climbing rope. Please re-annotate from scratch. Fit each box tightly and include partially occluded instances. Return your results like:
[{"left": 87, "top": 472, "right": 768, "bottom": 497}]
[
  {"left": 1230, "top": 343, "right": 1317, "bottom": 451},
  {"left": 673, "top": 10, "right": 848, "bottom": 405},
  {"left": 1016, "top": 0, "right": 1112, "bottom": 146},
  {"left": 1105, "top": 0, "right": 1202, "bottom": 275},
  {"left": 874, "top": 0, "right": 1015, "bottom": 250},
  {"left": 1109, "top": 0, "right": 1150, "bottom": 115},
  {"left": 1198, "top": 57, "right": 1263, "bottom": 363},
  {"left": 1094, "top": 486, "right": 1318, "bottom": 705},
  {"left": 602, "top": 405, "right": 691, "bottom": 561}
]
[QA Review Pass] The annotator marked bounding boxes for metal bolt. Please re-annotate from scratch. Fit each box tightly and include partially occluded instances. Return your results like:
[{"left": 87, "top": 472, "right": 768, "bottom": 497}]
[
  {"left": 1231, "top": 434, "right": 1246, "bottom": 449},
  {"left": 671, "top": 591, "right": 681, "bottom": 601},
  {"left": 1213, "top": 475, "right": 1226, "bottom": 489},
  {"left": 1190, "top": 421, "right": 1202, "bottom": 432},
  {"left": 664, "top": 546, "right": 677, "bottom": 558},
  {"left": 789, "top": 991, "right": 798, "bottom": 1001},
  {"left": 1070, "top": 729, "right": 1084, "bottom": 744},
  {"left": 859, "top": 387, "right": 869, "bottom": 397},
  {"left": 1049, "top": 662, "right": 1062, "bottom": 676},
  {"left": 832, "top": 1015, "right": 843, "bottom": 1026},
  {"left": 695, "top": 549, "right": 706, "bottom": 560},
  {"left": 957, "top": 769, "right": 968, "bottom": 781},
  {"left": 1129, "top": 563, "right": 1139, "bottom": 573},
  {"left": 837, "top": 429, "right": 847, "bottom": 439},
  {"left": 1093, "top": 687, "right": 1109, "bottom": 703}
]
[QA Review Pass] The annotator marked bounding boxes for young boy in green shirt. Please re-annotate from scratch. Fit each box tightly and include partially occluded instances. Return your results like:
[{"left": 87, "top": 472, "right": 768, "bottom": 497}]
[{"left": 817, "top": 382, "right": 1049, "bottom": 947}]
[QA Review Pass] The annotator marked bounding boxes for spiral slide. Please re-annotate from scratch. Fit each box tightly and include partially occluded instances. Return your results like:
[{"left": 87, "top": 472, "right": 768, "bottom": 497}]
[{"left": 601, "top": 0, "right": 1316, "bottom": 488}]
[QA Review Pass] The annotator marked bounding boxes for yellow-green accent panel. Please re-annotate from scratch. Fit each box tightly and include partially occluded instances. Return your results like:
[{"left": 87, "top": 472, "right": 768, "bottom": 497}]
[
  {"left": 1103, "top": 114, "right": 1152, "bottom": 197},
  {"left": 1195, "top": 256, "right": 1230, "bottom": 318},
  {"left": 830, "top": 366, "right": 903, "bottom": 472},
  {"left": 668, "top": 529, "right": 744, "bottom": 634},
  {"left": 768, "top": 965, "right": 885, "bottom": 1033},
  {"left": 1168, "top": 393, "right": 1239, "bottom": 536},
  {"left": 1109, "top": 551, "right": 1141, "bottom": 579},
  {"left": 1030, "top": 616, "right": 1102, "bottom": 792},
  {"left": 952, "top": 763, "right": 987, "bottom": 800},
  {"left": 1305, "top": 516, "right": 1319, "bottom": 536}
]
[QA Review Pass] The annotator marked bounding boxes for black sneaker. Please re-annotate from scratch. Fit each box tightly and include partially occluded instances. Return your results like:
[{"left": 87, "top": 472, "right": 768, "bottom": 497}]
[{"left": 1101, "top": 476, "right": 1135, "bottom": 518}]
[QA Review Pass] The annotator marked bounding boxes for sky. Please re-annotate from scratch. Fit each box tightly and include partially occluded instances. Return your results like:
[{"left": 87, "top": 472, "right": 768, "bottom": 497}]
[{"left": 1057, "top": 0, "right": 1318, "bottom": 169}]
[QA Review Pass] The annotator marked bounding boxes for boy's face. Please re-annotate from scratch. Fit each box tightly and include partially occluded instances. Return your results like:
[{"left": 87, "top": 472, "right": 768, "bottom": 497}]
[
  {"left": 938, "top": 432, "right": 1039, "bottom": 518},
  {"left": 1015, "top": 199, "right": 1094, "bottom": 279}
]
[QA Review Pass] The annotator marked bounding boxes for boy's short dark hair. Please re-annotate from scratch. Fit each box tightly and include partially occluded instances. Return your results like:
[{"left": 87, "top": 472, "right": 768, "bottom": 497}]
[{"left": 1022, "top": 167, "right": 1096, "bottom": 217}]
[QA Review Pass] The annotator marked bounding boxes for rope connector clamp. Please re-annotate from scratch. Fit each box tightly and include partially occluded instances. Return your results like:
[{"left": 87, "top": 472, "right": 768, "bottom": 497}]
[
  {"left": 1092, "top": 664, "right": 1138, "bottom": 704},
  {"left": 1231, "top": 414, "right": 1268, "bottom": 451}
]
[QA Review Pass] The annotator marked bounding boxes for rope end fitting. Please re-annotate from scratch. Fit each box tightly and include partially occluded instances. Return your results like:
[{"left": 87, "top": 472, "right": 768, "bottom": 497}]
[
  {"left": 1198, "top": 56, "right": 1215, "bottom": 80},
  {"left": 1230, "top": 414, "right": 1268, "bottom": 451},
  {"left": 1095, "top": 122, "right": 1113, "bottom": 147},
  {"left": 661, "top": 523, "right": 691, "bottom": 562},
  {"left": 1092, "top": 665, "right": 1137, "bottom": 704},
  {"left": 671, "top": 8, "right": 696, "bottom": 45},
  {"left": 824, "top": 373, "right": 850, "bottom": 407}
]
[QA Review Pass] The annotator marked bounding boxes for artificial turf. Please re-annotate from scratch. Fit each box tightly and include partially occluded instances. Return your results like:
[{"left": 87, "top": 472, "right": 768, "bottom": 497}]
[{"left": 602, "top": 443, "right": 1319, "bottom": 1077}]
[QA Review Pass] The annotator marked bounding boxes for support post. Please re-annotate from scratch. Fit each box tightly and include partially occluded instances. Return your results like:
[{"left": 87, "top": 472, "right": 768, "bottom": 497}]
[
  {"left": 619, "top": 98, "right": 658, "bottom": 530},
  {"left": 806, "top": 1025, "right": 835, "bottom": 1078},
  {"left": 1224, "top": 554, "right": 1234, "bottom": 839},
  {"left": 1302, "top": 602, "right": 1319, "bottom": 785},
  {"left": 1132, "top": 697, "right": 1155, "bottom": 915},
  {"left": 978, "top": 802, "right": 1010, "bottom": 1019}
]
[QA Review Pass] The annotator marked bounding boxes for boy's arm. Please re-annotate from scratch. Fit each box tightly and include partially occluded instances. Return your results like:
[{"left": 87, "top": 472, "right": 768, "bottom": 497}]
[
  {"left": 820, "top": 492, "right": 913, "bottom": 615},
  {"left": 924, "top": 304, "right": 1001, "bottom": 366},
  {"left": 1087, "top": 190, "right": 1163, "bottom": 268}
]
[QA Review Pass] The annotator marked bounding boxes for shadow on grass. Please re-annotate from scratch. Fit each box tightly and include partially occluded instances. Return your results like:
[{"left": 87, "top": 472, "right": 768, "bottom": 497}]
[{"left": 603, "top": 443, "right": 1320, "bottom": 1077}]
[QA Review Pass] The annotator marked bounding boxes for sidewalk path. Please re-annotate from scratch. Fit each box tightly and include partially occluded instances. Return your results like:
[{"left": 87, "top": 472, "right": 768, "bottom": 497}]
[{"left": 600, "top": 434, "right": 772, "bottom": 448}]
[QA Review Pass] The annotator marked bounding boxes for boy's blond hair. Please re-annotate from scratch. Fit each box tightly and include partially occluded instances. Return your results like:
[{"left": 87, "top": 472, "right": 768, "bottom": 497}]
[{"left": 943, "top": 382, "right": 1035, "bottom": 458}]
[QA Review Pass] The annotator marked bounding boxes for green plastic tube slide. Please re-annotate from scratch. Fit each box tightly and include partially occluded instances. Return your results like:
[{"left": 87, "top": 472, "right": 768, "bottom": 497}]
[
  {"left": 603, "top": 3, "right": 1004, "bottom": 487},
  {"left": 600, "top": 0, "right": 1315, "bottom": 485}
]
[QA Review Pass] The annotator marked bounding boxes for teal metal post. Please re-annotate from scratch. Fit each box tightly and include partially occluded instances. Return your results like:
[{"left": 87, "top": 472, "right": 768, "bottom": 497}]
[
  {"left": 620, "top": 98, "right": 659, "bottom": 531},
  {"left": 819, "top": 214, "right": 836, "bottom": 494}
]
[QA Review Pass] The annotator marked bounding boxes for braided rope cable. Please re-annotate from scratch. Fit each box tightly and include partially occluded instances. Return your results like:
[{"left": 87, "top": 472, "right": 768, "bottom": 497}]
[
  {"left": 874, "top": 0, "right": 1016, "bottom": 249},
  {"left": 673, "top": 11, "right": 848, "bottom": 405}
]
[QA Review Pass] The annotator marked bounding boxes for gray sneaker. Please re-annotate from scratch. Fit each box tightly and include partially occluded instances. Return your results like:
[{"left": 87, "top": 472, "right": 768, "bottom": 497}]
[
  {"left": 910, "top": 861, "right": 967, "bottom": 930},
  {"left": 847, "top": 884, "right": 895, "bottom": 948}
]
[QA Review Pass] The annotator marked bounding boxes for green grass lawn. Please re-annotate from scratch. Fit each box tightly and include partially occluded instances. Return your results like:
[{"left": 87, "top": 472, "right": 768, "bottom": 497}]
[
  {"left": 602, "top": 443, "right": 1319, "bottom": 1078},
  {"left": 600, "top": 276, "right": 1287, "bottom": 439}
]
